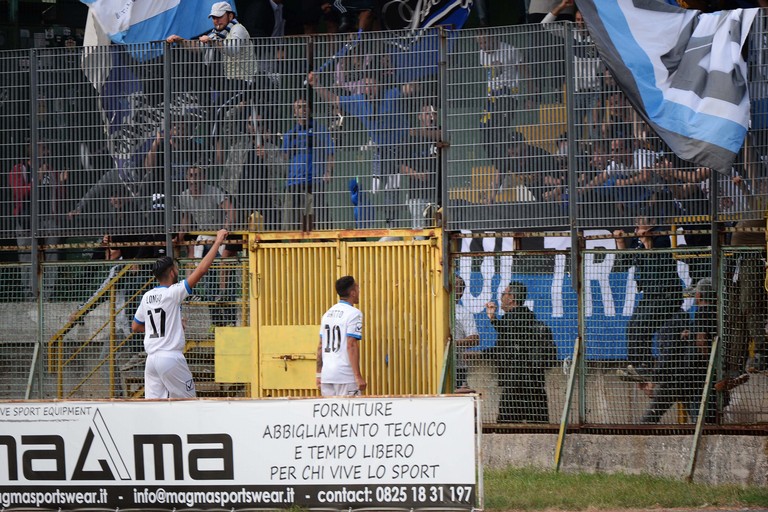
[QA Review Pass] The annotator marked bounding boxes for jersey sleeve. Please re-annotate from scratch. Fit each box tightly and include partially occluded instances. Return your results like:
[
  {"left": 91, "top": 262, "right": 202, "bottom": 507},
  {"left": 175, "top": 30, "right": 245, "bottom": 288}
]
[
  {"left": 170, "top": 281, "right": 192, "bottom": 303},
  {"left": 347, "top": 309, "right": 363, "bottom": 340},
  {"left": 133, "top": 295, "right": 146, "bottom": 325}
]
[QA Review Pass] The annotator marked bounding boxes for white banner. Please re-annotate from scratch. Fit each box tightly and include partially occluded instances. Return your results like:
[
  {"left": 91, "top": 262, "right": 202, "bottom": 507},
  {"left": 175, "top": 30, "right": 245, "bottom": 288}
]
[{"left": 0, "top": 396, "right": 478, "bottom": 510}]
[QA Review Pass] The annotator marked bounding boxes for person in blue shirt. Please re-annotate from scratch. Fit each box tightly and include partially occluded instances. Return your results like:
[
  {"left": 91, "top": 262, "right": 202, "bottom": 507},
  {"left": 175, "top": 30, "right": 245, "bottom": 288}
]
[
  {"left": 281, "top": 98, "right": 335, "bottom": 231},
  {"left": 308, "top": 70, "right": 411, "bottom": 227}
]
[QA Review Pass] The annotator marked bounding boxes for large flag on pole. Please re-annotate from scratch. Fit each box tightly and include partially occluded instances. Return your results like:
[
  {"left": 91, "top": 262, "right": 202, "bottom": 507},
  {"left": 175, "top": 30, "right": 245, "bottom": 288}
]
[
  {"left": 578, "top": 0, "right": 759, "bottom": 173},
  {"left": 80, "top": 0, "right": 222, "bottom": 44}
]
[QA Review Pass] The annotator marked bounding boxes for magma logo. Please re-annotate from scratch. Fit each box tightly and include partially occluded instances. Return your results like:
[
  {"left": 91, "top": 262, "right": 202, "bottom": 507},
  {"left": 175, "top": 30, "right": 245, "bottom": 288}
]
[{"left": 0, "top": 410, "right": 234, "bottom": 482}]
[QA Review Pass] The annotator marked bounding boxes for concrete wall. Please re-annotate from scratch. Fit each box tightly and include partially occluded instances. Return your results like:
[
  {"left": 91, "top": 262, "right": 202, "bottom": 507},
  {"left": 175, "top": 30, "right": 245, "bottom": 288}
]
[
  {"left": 467, "top": 359, "right": 768, "bottom": 425},
  {"left": 483, "top": 433, "right": 768, "bottom": 486}
]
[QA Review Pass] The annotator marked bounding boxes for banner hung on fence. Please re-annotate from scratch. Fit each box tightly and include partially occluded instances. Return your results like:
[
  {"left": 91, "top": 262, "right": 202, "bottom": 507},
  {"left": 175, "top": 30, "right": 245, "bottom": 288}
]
[
  {"left": 0, "top": 396, "right": 478, "bottom": 511},
  {"left": 456, "top": 231, "right": 699, "bottom": 360},
  {"left": 578, "top": 0, "right": 758, "bottom": 173}
]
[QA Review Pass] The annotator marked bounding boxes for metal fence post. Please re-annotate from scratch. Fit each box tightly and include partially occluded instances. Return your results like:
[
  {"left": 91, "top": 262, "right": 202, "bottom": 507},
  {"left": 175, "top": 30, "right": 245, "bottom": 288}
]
[
  {"left": 563, "top": 22, "right": 586, "bottom": 426},
  {"left": 687, "top": 335, "right": 720, "bottom": 481},
  {"left": 163, "top": 42, "right": 174, "bottom": 256},
  {"left": 439, "top": 26, "right": 450, "bottom": 292},
  {"left": 29, "top": 48, "right": 39, "bottom": 299},
  {"left": 29, "top": 48, "right": 44, "bottom": 399}
]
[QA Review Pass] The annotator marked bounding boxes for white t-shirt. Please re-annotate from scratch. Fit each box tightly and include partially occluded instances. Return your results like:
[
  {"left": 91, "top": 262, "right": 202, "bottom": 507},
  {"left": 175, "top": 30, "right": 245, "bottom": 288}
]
[
  {"left": 454, "top": 302, "right": 478, "bottom": 342},
  {"left": 319, "top": 300, "right": 363, "bottom": 384},
  {"left": 134, "top": 280, "right": 192, "bottom": 354},
  {"left": 479, "top": 41, "right": 521, "bottom": 95},
  {"left": 222, "top": 23, "right": 256, "bottom": 81}
]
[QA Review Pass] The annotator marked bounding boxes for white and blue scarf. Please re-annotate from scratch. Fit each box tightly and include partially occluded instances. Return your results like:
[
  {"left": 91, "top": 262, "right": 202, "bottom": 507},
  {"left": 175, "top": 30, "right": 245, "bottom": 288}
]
[{"left": 209, "top": 18, "right": 239, "bottom": 41}]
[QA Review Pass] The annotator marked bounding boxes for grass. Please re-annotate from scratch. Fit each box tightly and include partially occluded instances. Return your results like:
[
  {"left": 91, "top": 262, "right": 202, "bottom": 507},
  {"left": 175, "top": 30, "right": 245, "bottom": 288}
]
[{"left": 484, "top": 468, "right": 768, "bottom": 511}]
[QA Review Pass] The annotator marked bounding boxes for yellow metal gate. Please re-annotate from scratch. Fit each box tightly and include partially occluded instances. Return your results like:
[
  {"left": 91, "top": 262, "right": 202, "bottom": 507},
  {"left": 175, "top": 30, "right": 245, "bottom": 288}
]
[{"left": 215, "top": 230, "right": 449, "bottom": 397}]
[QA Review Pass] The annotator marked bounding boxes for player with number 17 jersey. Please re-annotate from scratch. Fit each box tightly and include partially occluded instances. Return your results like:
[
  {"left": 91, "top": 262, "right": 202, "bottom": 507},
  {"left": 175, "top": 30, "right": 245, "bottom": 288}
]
[
  {"left": 134, "top": 281, "right": 191, "bottom": 354},
  {"left": 319, "top": 300, "right": 363, "bottom": 384}
]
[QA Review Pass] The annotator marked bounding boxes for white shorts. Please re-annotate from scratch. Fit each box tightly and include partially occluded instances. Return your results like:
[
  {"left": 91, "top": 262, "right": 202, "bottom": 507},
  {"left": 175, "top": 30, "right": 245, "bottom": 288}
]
[
  {"left": 320, "top": 383, "right": 360, "bottom": 397},
  {"left": 144, "top": 351, "right": 196, "bottom": 399}
]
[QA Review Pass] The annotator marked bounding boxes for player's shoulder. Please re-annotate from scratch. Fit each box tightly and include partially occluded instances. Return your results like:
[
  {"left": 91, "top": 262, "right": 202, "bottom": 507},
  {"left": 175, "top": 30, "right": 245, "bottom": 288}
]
[{"left": 342, "top": 303, "right": 362, "bottom": 319}]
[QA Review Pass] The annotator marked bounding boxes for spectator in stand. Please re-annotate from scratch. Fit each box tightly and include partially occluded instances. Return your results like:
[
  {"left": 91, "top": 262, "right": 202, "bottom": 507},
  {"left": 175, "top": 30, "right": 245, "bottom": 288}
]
[
  {"left": 613, "top": 213, "right": 683, "bottom": 368},
  {"left": 542, "top": 0, "right": 603, "bottom": 140},
  {"left": 167, "top": 2, "right": 256, "bottom": 104},
  {"left": 10, "top": 141, "right": 68, "bottom": 298},
  {"left": 453, "top": 276, "right": 480, "bottom": 391},
  {"left": 323, "top": 0, "right": 374, "bottom": 32},
  {"left": 477, "top": 33, "right": 523, "bottom": 165},
  {"left": 239, "top": 107, "right": 284, "bottom": 230},
  {"left": 528, "top": 0, "right": 573, "bottom": 22},
  {"left": 495, "top": 132, "right": 564, "bottom": 204},
  {"left": 581, "top": 136, "right": 656, "bottom": 219},
  {"left": 653, "top": 154, "right": 711, "bottom": 288},
  {"left": 485, "top": 281, "right": 554, "bottom": 423},
  {"left": 281, "top": 98, "right": 335, "bottom": 231},
  {"left": 308, "top": 70, "right": 411, "bottom": 227},
  {"left": 724, "top": 168, "right": 768, "bottom": 376},
  {"left": 599, "top": 76, "right": 642, "bottom": 141},
  {"left": 627, "top": 278, "right": 718, "bottom": 423},
  {"left": 143, "top": 120, "right": 202, "bottom": 199},
  {"left": 300, "top": 0, "right": 340, "bottom": 34},
  {"left": 401, "top": 104, "right": 440, "bottom": 229},
  {"left": 175, "top": 165, "right": 240, "bottom": 326}
]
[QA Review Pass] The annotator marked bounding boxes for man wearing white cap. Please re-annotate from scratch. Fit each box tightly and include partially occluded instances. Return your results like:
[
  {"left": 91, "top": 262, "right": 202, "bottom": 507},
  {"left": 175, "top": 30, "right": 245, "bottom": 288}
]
[{"left": 167, "top": 1, "right": 255, "bottom": 83}]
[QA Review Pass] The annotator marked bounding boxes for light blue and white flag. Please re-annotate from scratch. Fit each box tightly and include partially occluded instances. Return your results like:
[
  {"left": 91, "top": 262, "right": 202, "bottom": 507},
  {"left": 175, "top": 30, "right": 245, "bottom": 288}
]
[
  {"left": 578, "top": 0, "right": 759, "bottom": 173},
  {"left": 80, "top": 0, "right": 224, "bottom": 44}
]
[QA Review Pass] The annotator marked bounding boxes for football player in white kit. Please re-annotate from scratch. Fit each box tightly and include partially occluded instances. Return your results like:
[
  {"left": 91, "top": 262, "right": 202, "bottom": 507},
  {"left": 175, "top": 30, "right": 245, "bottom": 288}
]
[
  {"left": 132, "top": 229, "right": 228, "bottom": 398},
  {"left": 317, "top": 276, "right": 367, "bottom": 396}
]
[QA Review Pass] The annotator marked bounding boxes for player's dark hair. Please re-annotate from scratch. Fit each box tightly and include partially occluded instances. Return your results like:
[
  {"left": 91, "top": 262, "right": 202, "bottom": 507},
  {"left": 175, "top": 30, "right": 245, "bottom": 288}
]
[
  {"left": 336, "top": 276, "right": 356, "bottom": 298},
  {"left": 153, "top": 256, "right": 175, "bottom": 280}
]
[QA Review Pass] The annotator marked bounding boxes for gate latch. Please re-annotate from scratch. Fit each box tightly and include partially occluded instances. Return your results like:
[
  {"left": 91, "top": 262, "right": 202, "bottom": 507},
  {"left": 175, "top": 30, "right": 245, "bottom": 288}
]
[{"left": 275, "top": 354, "right": 306, "bottom": 371}]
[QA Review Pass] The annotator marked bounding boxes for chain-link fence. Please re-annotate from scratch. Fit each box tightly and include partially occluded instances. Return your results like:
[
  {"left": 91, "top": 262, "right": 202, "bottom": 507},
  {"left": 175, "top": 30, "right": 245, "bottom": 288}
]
[
  {"left": 2, "top": 22, "right": 768, "bottom": 424},
  {"left": 452, "top": 250, "right": 577, "bottom": 425},
  {"left": 0, "top": 258, "right": 249, "bottom": 400},
  {"left": 3, "top": 21, "right": 768, "bottom": 241},
  {"left": 720, "top": 246, "right": 768, "bottom": 424},
  {"left": 451, "top": 243, "right": 768, "bottom": 427}
]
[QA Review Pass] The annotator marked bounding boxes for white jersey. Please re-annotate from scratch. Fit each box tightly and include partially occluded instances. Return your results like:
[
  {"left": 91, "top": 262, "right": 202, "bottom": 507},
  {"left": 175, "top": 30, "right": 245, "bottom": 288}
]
[
  {"left": 134, "top": 280, "right": 192, "bottom": 354},
  {"left": 319, "top": 300, "right": 363, "bottom": 384}
]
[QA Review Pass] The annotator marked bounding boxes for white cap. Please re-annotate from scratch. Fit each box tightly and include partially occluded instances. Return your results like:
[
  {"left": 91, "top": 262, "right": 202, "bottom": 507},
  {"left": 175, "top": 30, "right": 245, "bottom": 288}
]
[{"left": 209, "top": 1, "right": 234, "bottom": 18}]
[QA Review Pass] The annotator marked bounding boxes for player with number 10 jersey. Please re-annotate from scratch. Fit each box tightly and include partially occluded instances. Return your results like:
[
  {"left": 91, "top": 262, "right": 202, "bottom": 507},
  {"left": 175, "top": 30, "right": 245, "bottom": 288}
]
[{"left": 319, "top": 301, "right": 363, "bottom": 385}]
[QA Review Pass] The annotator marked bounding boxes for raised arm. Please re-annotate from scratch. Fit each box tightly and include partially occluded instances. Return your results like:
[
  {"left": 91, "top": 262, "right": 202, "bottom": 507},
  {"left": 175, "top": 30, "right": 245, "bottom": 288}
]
[
  {"left": 308, "top": 71, "right": 341, "bottom": 108},
  {"left": 186, "top": 229, "right": 228, "bottom": 289}
]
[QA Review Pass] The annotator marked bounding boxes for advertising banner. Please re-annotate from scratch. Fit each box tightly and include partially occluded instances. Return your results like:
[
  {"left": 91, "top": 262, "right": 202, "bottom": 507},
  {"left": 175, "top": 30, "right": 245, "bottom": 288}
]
[{"left": 0, "top": 396, "right": 478, "bottom": 510}]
